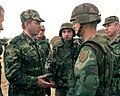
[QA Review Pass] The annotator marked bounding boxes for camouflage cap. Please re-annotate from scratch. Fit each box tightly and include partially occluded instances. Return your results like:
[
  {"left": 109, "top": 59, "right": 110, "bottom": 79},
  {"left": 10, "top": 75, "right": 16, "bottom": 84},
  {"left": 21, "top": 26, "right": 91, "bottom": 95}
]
[
  {"left": 103, "top": 16, "right": 119, "bottom": 26},
  {"left": 20, "top": 9, "right": 45, "bottom": 23}
]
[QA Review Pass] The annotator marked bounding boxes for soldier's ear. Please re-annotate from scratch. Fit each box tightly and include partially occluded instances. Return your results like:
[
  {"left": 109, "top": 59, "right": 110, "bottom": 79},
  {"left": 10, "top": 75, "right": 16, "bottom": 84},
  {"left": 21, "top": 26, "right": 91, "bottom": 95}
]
[
  {"left": 116, "top": 24, "right": 119, "bottom": 30},
  {"left": 24, "top": 22, "right": 29, "bottom": 27}
]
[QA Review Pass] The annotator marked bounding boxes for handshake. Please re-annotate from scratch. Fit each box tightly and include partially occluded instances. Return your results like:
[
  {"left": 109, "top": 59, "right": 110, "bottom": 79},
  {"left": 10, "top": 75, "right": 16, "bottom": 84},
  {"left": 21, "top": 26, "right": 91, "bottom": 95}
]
[{"left": 37, "top": 74, "right": 55, "bottom": 88}]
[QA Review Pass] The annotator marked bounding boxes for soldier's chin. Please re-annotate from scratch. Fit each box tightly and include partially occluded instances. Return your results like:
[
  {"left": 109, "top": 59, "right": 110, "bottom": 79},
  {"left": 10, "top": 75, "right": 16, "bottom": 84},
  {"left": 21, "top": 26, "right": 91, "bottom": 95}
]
[
  {"left": 107, "top": 33, "right": 111, "bottom": 36},
  {"left": 64, "top": 38, "right": 71, "bottom": 42}
]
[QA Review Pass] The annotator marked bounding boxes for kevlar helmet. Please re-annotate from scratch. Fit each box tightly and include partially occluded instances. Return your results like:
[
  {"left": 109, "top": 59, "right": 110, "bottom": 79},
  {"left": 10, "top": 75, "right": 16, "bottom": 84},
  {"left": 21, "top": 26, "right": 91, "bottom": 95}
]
[
  {"left": 59, "top": 22, "right": 75, "bottom": 37},
  {"left": 70, "top": 3, "right": 101, "bottom": 24}
]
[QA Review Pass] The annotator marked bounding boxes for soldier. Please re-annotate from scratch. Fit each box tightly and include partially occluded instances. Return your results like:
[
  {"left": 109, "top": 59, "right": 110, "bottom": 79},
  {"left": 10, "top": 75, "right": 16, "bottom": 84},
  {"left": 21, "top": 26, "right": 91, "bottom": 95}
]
[
  {"left": 35, "top": 25, "right": 46, "bottom": 41},
  {"left": 34, "top": 25, "right": 51, "bottom": 96},
  {"left": 0, "top": 5, "right": 4, "bottom": 96},
  {"left": 45, "top": 22, "right": 78, "bottom": 96},
  {"left": 67, "top": 3, "right": 113, "bottom": 96},
  {"left": 34, "top": 25, "right": 50, "bottom": 65},
  {"left": 4, "top": 9, "right": 53, "bottom": 96},
  {"left": 103, "top": 16, "right": 120, "bottom": 96}
]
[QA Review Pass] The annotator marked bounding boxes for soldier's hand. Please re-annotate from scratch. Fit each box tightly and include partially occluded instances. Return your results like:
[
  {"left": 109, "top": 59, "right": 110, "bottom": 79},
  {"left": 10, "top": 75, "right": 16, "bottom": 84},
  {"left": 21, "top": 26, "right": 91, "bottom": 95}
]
[{"left": 37, "top": 74, "right": 54, "bottom": 88}]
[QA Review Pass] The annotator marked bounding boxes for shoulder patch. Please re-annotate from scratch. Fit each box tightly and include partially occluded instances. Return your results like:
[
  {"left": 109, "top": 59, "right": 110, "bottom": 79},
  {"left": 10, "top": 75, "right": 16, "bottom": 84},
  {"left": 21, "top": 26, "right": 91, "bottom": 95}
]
[{"left": 80, "top": 49, "right": 89, "bottom": 62}]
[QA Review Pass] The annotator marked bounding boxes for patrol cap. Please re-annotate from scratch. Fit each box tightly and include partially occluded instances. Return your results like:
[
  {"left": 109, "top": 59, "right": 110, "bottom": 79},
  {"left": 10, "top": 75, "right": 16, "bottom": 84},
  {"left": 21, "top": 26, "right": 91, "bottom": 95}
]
[
  {"left": 103, "top": 16, "right": 119, "bottom": 26},
  {"left": 20, "top": 9, "right": 45, "bottom": 23}
]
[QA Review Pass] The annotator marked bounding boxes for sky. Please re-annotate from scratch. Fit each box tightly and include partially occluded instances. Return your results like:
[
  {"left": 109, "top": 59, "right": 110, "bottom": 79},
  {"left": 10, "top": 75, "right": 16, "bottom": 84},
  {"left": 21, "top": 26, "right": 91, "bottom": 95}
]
[{"left": 0, "top": 0, "right": 120, "bottom": 39}]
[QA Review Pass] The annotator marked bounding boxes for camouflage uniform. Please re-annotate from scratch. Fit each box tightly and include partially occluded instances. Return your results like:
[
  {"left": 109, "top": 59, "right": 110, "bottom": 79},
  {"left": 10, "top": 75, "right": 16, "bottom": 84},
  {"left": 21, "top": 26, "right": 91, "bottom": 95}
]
[
  {"left": 103, "top": 16, "right": 120, "bottom": 96},
  {"left": 45, "top": 22, "right": 79, "bottom": 96},
  {"left": 37, "top": 38, "right": 51, "bottom": 96},
  {"left": 35, "top": 25, "right": 50, "bottom": 65},
  {"left": 4, "top": 9, "right": 46, "bottom": 96},
  {"left": 67, "top": 3, "right": 113, "bottom": 96},
  {"left": 37, "top": 38, "right": 50, "bottom": 66},
  {"left": 109, "top": 35, "right": 120, "bottom": 96}
]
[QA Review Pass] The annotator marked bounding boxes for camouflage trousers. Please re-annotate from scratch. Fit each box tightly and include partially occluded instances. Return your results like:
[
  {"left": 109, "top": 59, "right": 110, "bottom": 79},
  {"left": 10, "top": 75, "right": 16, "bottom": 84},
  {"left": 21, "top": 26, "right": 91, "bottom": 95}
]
[{"left": 109, "top": 78, "right": 120, "bottom": 96}]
